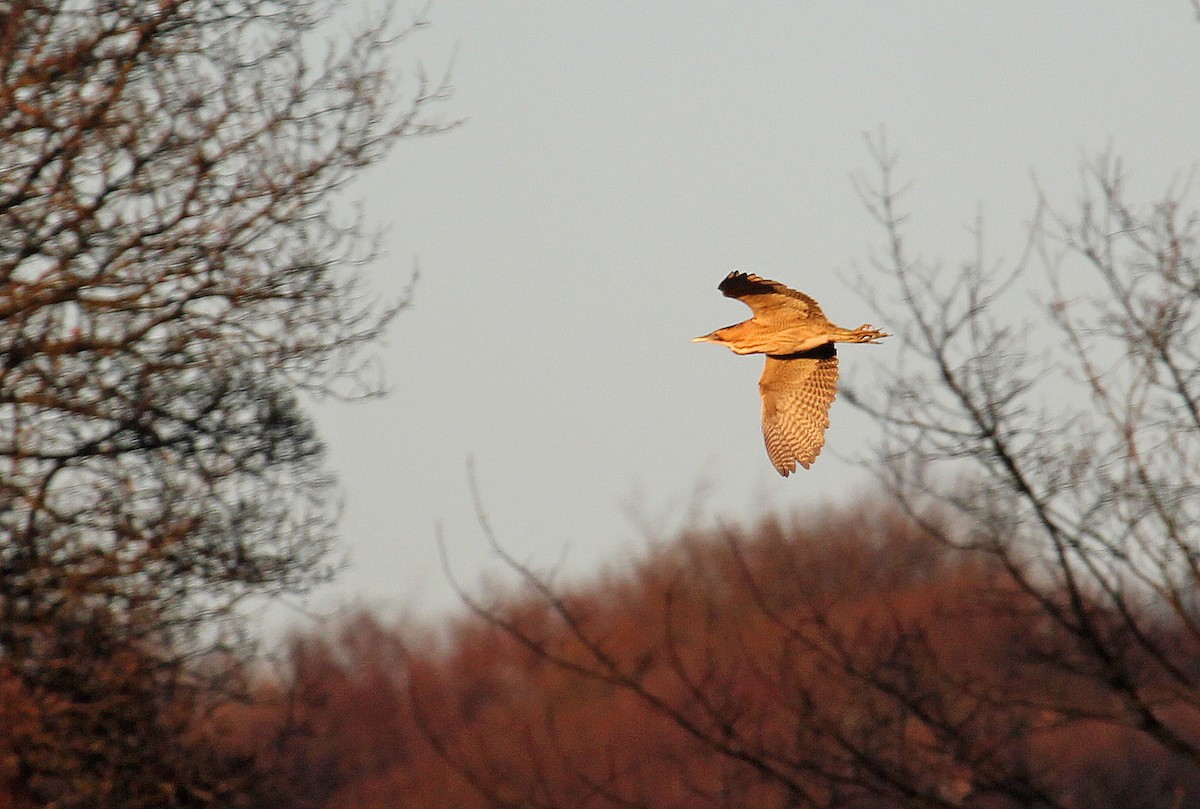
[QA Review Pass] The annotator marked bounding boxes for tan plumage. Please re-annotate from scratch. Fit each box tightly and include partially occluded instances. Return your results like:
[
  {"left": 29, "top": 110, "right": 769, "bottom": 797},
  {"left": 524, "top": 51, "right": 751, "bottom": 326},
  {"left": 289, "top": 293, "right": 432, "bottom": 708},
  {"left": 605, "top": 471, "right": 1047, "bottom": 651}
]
[{"left": 694, "top": 272, "right": 888, "bottom": 475}]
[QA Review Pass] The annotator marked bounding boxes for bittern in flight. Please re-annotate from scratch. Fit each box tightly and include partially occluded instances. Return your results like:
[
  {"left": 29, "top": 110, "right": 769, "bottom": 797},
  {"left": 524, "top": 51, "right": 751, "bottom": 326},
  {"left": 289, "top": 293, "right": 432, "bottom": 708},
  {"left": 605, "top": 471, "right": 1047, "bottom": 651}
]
[{"left": 694, "top": 271, "right": 888, "bottom": 476}]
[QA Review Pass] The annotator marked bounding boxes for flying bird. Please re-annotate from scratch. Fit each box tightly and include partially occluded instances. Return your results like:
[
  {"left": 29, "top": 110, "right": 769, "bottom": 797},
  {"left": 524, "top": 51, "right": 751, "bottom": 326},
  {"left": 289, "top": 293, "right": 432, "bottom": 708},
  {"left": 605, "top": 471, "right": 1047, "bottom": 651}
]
[{"left": 694, "top": 271, "right": 888, "bottom": 476}]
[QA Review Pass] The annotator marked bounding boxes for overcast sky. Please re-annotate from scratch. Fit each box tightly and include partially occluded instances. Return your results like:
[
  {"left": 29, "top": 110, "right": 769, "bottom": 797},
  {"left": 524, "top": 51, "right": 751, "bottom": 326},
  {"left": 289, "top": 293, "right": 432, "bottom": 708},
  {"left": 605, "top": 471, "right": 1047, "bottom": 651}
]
[{"left": 297, "top": 2, "right": 1200, "bottom": 627}]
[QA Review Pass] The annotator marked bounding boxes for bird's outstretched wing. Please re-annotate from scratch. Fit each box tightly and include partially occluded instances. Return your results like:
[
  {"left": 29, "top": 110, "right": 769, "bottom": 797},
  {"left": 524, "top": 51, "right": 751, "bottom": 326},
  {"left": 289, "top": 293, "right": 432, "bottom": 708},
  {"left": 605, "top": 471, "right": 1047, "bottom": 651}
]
[
  {"left": 719, "top": 271, "right": 828, "bottom": 324},
  {"left": 758, "top": 344, "right": 839, "bottom": 476}
]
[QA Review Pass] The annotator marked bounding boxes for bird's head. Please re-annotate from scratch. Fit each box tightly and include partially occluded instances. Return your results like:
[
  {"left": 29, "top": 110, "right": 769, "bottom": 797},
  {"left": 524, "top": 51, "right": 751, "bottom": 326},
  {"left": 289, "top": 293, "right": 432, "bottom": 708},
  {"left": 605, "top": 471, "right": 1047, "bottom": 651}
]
[
  {"left": 693, "top": 325, "right": 756, "bottom": 353},
  {"left": 692, "top": 329, "right": 728, "bottom": 346}
]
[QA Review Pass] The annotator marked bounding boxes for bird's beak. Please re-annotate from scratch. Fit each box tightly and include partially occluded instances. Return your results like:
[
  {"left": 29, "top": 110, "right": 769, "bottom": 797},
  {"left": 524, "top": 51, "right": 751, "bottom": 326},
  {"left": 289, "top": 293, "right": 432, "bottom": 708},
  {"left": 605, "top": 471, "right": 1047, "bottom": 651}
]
[{"left": 692, "top": 333, "right": 715, "bottom": 343}]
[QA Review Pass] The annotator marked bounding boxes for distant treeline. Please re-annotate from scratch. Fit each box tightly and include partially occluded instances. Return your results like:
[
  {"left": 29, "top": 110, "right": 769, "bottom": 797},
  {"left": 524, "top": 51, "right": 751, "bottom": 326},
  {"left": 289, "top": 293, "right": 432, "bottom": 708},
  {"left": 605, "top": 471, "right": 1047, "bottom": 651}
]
[{"left": 96, "top": 502, "right": 1195, "bottom": 809}]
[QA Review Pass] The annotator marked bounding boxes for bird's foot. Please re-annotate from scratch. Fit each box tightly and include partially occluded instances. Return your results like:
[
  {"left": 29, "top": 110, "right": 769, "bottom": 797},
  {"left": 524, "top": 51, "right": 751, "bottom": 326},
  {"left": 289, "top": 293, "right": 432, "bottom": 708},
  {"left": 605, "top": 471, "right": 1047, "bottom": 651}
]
[{"left": 852, "top": 324, "right": 890, "bottom": 343}]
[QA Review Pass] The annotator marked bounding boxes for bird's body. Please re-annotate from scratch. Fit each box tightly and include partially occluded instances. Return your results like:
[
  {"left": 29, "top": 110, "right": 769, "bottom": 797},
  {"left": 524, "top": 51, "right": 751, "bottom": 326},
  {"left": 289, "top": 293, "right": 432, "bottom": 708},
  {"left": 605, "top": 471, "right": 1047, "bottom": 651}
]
[{"left": 694, "top": 271, "right": 887, "bottom": 476}]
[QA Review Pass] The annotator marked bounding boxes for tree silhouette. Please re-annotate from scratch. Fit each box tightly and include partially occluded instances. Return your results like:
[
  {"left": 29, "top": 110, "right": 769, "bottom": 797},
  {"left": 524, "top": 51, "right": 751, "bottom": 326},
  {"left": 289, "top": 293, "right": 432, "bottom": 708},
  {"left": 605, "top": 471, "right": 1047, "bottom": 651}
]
[
  {"left": 848, "top": 136, "right": 1200, "bottom": 775},
  {"left": 0, "top": 1, "right": 450, "bottom": 804}
]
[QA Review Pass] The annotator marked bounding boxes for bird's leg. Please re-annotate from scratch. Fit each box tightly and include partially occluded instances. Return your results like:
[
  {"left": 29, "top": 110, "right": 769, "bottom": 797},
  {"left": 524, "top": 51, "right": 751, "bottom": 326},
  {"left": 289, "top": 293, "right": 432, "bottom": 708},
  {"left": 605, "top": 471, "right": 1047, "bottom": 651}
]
[{"left": 850, "top": 324, "right": 889, "bottom": 344}]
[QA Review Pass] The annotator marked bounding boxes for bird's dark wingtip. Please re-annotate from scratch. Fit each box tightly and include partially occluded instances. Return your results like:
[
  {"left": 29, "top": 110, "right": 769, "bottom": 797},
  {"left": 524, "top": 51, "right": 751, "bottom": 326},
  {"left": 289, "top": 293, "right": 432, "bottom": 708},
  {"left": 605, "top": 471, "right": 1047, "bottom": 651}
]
[{"left": 718, "top": 271, "right": 775, "bottom": 299}]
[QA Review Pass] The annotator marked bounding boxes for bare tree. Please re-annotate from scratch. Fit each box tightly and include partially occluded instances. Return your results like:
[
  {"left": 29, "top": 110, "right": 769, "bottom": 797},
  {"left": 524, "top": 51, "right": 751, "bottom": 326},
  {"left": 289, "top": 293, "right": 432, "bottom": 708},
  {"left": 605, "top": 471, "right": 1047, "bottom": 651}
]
[
  {"left": 848, "top": 135, "right": 1200, "bottom": 774},
  {"left": 413, "top": 472, "right": 1199, "bottom": 809},
  {"left": 410, "top": 495, "right": 1071, "bottom": 808},
  {"left": 0, "top": 0, "right": 450, "bottom": 804}
]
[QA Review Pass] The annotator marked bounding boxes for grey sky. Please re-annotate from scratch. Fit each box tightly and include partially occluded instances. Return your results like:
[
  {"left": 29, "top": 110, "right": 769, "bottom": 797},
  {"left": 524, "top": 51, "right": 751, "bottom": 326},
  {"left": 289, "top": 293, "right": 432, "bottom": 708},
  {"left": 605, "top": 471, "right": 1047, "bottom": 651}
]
[{"left": 303, "top": 2, "right": 1200, "bottom": 623}]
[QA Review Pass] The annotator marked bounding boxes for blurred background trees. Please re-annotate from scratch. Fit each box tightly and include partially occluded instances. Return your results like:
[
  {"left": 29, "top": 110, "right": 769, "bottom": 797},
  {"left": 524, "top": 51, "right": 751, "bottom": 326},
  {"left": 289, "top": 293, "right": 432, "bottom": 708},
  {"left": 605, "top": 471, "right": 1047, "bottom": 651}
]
[
  {"left": 0, "top": 1, "right": 447, "bottom": 804},
  {"left": 272, "top": 502, "right": 1200, "bottom": 808}
]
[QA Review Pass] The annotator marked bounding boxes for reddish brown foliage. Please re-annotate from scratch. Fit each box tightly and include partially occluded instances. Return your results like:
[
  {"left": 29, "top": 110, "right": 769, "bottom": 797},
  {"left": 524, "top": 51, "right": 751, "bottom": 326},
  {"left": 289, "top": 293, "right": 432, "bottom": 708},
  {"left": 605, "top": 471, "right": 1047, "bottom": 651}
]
[{"left": 241, "top": 504, "right": 1200, "bottom": 809}]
